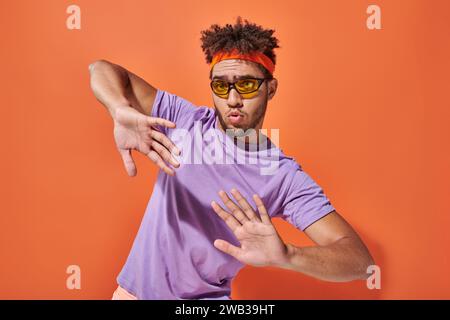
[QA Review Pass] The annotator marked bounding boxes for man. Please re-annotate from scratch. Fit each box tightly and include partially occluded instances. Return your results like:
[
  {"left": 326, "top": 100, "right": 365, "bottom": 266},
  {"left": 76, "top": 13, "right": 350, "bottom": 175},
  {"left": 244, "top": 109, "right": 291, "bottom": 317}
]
[{"left": 89, "top": 17, "right": 374, "bottom": 300}]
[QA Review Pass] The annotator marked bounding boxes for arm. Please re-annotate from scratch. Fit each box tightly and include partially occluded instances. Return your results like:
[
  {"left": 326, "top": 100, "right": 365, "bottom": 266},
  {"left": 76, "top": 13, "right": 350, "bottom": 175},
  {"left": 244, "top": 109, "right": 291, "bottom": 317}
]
[
  {"left": 89, "top": 59, "right": 157, "bottom": 118},
  {"left": 210, "top": 189, "right": 375, "bottom": 282},
  {"left": 88, "top": 59, "right": 180, "bottom": 176},
  {"left": 280, "top": 211, "right": 375, "bottom": 282}
]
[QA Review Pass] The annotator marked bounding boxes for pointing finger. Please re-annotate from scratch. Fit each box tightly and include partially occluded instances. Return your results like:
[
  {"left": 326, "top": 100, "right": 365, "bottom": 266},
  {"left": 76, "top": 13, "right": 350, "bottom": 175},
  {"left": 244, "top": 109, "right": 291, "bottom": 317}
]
[{"left": 147, "top": 117, "right": 176, "bottom": 129}]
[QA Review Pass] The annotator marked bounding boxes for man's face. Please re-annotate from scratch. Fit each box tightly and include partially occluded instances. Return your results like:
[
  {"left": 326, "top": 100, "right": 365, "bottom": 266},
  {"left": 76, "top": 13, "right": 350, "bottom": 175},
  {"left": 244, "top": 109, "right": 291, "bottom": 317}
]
[{"left": 211, "top": 59, "right": 277, "bottom": 133}]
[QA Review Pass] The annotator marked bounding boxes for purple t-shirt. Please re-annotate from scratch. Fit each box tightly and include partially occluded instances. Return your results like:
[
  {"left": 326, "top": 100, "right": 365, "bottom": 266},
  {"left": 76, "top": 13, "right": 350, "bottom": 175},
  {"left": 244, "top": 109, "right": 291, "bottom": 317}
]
[{"left": 117, "top": 89, "right": 336, "bottom": 299}]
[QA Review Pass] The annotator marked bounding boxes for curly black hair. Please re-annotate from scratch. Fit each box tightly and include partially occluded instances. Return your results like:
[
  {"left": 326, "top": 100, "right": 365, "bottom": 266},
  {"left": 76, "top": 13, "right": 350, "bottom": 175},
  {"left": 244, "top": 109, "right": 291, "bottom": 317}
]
[{"left": 200, "top": 16, "right": 280, "bottom": 79}]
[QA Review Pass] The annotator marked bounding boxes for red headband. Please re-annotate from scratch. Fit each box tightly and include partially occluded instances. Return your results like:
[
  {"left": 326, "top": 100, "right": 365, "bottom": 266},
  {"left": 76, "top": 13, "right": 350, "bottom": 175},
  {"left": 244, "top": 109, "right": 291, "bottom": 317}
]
[{"left": 210, "top": 48, "right": 275, "bottom": 75}]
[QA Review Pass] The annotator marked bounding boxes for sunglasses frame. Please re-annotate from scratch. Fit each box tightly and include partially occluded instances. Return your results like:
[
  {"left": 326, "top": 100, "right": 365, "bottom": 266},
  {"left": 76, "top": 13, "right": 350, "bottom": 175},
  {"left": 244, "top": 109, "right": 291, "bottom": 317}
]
[{"left": 210, "top": 77, "right": 268, "bottom": 98}]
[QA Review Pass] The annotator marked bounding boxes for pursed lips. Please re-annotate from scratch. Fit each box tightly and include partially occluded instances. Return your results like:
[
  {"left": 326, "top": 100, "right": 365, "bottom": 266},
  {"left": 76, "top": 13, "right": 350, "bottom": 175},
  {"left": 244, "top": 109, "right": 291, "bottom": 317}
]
[
  {"left": 228, "top": 110, "right": 244, "bottom": 116},
  {"left": 227, "top": 111, "right": 244, "bottom": 124}
]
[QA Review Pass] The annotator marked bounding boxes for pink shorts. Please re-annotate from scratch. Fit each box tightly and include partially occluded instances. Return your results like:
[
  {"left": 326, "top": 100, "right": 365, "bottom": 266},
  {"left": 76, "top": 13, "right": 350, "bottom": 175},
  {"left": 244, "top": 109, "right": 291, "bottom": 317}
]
[{"left": 111, "top": 285, "right": 138, "bottom": 300}]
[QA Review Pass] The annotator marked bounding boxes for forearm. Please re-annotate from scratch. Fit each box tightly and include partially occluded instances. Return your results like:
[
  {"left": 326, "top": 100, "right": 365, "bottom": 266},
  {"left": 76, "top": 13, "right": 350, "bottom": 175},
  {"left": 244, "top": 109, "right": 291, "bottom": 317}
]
[
  {"left": 88, "top": 59, "right": 132, "bottom": 119},
  {"left": 278, "top": 237, "right": 374, "bottom": 282}
]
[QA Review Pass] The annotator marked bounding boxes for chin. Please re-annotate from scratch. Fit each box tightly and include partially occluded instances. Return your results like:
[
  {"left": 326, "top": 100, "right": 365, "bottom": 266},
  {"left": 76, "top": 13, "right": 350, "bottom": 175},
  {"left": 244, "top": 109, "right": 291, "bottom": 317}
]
[
  {"left": 226, "top": 122, "right": 242, "bottom": 129},
  {"left": 228, "top": 124, "right": 251, "bottom": 133}
]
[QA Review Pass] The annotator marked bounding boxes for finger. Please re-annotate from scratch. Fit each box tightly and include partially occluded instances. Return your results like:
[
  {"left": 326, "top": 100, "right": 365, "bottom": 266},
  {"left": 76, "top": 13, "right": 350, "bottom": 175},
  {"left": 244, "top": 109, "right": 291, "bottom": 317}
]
[
  {"left": 213, "top": 239, "right": 242, "bottom": 259},
  {"left": 150, "top": 140, "right": 180, "bottom": 168},
  {"left": 218, "top": 190, "right": 250, "bottom": 224},
  {"left": 211, "top": 201, "right": 241, "bottom": 231},
  {"left": 230, "top": 188, "right": 260, "bottom": 222},
  {"left": 253, "top": 194, "right": 272, "bottom": 225},
  {"left": 118, "top": 148, "right": 137, "bottom": 177},
  {"left": 150, "top": 130, "right": 181, "bottom": 156},
  {"left": 146, "top": 149, "right": 175, "bottom": 176},
  {"left": 147, "top": 117, "right": 176, "bottom": 129}
]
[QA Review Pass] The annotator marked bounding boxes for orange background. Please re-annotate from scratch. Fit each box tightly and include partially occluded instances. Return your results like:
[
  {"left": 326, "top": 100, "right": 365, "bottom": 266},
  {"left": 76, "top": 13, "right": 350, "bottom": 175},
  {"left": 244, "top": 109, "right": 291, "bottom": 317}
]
[{"left": 1, "top": 0, "right": 449, "bottom": 299}]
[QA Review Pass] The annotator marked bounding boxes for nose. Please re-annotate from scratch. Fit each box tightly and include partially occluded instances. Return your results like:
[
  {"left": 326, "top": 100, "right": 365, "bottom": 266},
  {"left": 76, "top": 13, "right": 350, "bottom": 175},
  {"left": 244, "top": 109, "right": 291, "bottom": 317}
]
[{"left": 227, "top": 87, "right": 243, "bottom": 108}]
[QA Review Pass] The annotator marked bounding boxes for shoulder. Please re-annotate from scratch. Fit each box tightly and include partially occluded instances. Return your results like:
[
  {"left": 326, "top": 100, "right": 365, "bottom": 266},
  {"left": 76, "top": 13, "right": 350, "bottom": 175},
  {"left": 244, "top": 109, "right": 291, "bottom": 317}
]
[{"left": 152, "top": 88, "right": 214, "bottom": 130}]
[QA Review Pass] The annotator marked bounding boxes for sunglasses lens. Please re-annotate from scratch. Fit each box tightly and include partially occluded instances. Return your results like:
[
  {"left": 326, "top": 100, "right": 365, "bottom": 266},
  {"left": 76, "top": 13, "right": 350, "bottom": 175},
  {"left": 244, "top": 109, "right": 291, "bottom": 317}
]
[
  {"left": 211, "top": 80, "right": 229, "bottom": 95},
  {"left": 235, "top": 79, "right": 260, "bottom": 93},
  {"left": 211, "top": 78, "right": 264, "bottom": 98}
]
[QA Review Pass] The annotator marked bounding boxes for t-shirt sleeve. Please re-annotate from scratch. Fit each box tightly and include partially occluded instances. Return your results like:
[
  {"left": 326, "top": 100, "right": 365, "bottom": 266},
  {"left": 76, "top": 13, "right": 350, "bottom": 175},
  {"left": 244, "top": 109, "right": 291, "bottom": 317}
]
[
  {"left": 279, "top": 167, "right": 336, "bottom": 231},
  {"left": 150, "top": 89, "right": 200, "bottom": 135}
]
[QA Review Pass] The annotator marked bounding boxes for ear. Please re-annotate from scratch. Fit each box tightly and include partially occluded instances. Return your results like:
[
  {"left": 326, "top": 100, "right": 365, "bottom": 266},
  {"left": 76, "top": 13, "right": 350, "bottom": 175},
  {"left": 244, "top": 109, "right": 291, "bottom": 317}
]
[{"left": 267, "top": 78, "right": 278, "bottom": 100}]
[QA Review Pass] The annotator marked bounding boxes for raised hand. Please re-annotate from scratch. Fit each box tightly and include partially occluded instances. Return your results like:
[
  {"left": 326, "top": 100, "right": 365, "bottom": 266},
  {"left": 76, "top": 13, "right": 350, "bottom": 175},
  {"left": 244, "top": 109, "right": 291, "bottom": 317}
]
[
  {"left": 113, "top": 105, "right": 181, "bottom": 176},
  {"left": 211, "top": 189, "right": 290, "bottom": 268}
]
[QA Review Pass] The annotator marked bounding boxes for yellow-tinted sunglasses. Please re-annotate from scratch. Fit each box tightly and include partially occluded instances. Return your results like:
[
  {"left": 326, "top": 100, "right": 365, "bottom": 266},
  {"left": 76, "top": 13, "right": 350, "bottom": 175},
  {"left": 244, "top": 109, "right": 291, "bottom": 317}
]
[{"left": 210, "top": 78, "right": 267, "bottom": 99}]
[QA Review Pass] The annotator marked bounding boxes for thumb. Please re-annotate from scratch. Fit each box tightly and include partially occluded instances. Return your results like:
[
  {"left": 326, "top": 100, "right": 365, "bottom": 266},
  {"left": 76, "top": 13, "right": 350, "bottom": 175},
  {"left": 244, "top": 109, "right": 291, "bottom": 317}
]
[{"left": 118, "top": 148, "right": 137, "bottom": 177}]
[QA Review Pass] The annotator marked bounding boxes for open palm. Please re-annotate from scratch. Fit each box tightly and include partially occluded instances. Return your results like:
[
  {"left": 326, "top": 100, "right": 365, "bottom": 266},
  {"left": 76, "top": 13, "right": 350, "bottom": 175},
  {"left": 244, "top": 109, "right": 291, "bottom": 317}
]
[
  {"left": 211, "top": 189, "right": 289, "bottom": 267},
  {"left": 113, "top": 106, "right": 180, "bottom": 176}
]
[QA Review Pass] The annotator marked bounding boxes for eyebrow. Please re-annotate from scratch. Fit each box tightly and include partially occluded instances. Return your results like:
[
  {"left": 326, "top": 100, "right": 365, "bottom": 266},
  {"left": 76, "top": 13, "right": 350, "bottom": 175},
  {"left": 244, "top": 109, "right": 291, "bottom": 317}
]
[{"left": 212, "top": 74, "right": 258, "bottom": 81}]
